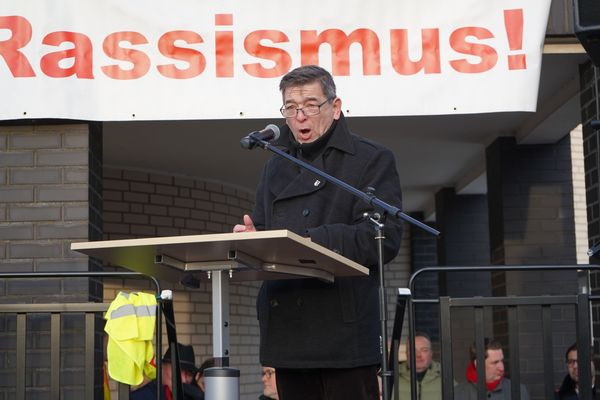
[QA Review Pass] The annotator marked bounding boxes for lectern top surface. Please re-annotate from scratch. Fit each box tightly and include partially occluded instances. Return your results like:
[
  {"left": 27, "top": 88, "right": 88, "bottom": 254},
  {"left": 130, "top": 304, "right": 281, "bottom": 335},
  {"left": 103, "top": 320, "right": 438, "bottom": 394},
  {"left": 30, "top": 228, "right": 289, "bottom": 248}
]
[{"left": 71, "top": 230, "right": 368, "bottom": 282}]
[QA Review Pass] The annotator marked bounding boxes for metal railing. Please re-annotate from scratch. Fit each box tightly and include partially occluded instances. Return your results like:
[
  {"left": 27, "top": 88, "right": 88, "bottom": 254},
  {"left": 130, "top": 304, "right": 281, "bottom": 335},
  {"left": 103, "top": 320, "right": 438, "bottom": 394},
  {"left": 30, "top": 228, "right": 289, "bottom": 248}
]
[
  {"left": 0, "top": 271, "right": 161, "bottom": 400},
  {"left": 399, "top": 265, "right": 600, "bottom": 400}
]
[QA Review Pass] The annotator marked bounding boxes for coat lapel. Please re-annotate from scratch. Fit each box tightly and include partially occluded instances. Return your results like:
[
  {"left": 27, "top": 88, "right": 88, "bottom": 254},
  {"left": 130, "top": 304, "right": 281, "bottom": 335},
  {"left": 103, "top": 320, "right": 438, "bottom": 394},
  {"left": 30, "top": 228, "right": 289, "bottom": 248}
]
[
  {"left": 268, "top": 114, "right": 354, "bottom": 202},
  {"left": 271, "top": 157, "right": 327, "bottom": 201}
]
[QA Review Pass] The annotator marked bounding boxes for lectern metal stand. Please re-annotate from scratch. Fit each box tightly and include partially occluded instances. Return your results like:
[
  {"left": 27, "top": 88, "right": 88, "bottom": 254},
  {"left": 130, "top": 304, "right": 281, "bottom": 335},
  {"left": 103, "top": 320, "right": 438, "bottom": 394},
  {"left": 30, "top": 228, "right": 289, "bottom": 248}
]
[
  {"left": 72, "top": 229, "right": 367, "bottom": 400},
  {"left": 211, "top": 270, "right": 230, "bottom": 365}
]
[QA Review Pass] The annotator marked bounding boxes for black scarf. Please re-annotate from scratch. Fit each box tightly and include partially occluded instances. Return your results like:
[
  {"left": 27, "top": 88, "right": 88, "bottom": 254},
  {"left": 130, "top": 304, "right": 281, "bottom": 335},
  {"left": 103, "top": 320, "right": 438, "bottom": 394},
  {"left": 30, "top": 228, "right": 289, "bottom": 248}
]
[{"left": 290, "top": 118, "right": 338, "bottom": 162}]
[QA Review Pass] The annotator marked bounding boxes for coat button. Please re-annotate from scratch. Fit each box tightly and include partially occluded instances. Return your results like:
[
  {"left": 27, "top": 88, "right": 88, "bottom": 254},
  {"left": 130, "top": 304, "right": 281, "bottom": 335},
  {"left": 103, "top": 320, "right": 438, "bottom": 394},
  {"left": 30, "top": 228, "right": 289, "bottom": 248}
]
[
  {"left": 296, "top": 297, "right": 303, "bottom": 306},
  {"left": 270, "top": 299, "right": 279, "bottom": 307},
  {"left": 302, "top": 208, "right": 310, "bottom": 217}
]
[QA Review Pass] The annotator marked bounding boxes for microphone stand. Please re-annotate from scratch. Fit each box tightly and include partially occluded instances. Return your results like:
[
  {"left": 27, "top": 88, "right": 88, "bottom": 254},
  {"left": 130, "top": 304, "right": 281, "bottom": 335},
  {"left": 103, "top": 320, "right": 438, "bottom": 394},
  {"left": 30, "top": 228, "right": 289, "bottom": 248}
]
[
  {"left": 251, "top": 137, "right": 440, "bottom": 400},
  {"left": 587, "top": 240, "right": 600, "bottom": 257}
]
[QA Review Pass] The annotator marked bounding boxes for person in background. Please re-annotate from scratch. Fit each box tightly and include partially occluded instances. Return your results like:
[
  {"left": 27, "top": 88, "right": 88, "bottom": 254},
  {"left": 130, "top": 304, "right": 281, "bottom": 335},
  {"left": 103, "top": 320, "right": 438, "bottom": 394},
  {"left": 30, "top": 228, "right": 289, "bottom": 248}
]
[
  {"left": 555, "top": 343, "right": 596, "bottom": 400},
  {"left": 397, "top": 331, "right": 442, "bottom": 400},
  {"left": 194, "top": 357, "right": 216, "bottom": 395},
  {"left": 454, "top": 338, "right": 529, "bottom": 400},
  {"left": 131, "top": 343, "right": 203, "bottom": 400},
  {"left": 260, "top": 366, "right": 279, "bottom": 400},
  {"left": 233, "top": 65, "right": 403, "bottom": 400}
]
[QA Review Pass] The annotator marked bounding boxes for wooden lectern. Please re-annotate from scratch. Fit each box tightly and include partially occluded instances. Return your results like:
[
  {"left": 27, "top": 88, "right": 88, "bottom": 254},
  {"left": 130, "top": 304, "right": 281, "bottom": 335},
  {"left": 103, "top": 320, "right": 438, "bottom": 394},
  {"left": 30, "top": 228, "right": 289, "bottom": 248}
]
[{"left": 71, "top": 229, "right": 368, "bottom": 396}]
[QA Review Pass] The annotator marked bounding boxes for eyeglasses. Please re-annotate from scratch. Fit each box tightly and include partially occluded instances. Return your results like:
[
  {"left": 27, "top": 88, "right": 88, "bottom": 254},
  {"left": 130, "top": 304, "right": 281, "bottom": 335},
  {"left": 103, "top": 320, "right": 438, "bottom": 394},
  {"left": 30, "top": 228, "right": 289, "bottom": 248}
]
[
  {"left": 262, "top": 369, "right": 276, "bottom": 378},
  {"left": 567, "top": 359, "right": 578, "bottom": 366},
  {"left": 280, "top": 98, "right": 331, "bottom": 118}
]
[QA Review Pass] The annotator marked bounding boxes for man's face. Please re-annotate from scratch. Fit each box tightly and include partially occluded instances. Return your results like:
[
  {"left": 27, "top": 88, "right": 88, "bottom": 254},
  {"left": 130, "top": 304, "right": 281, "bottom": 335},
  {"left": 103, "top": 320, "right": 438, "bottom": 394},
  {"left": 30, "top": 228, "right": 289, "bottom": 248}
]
[
  {"left": 406, "top": 336, "right": 433, "bottom": 373},
  {"left": 261, "top": 367, "right": 278, "bottom": 399},
  {"left": 161, "top": 362, "right": 195, "bottom": 389},
  {"left": 567, "top": 349, "right": 579, "bottom": 382},
  {"left": 483, "top": 349, "right": 505, "bottom": 383},
  {"left": 162, "top": 362, "right": 173, "bottom": 387},
  {"left": 282, "top": 81, "right": 341, "bottom": 144}
]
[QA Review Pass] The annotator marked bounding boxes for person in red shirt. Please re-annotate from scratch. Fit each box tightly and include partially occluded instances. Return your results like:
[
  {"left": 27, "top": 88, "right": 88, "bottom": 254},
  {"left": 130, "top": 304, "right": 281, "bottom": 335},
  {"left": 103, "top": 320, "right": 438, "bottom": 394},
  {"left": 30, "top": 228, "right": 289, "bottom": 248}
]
[{"left": 454, "top": 338, "right": 529, "bottom": 400}]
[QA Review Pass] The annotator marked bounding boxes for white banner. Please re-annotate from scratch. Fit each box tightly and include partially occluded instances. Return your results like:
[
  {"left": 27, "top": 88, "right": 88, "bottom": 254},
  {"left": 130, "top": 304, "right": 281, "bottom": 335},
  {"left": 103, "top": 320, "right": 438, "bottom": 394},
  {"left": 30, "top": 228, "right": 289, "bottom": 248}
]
[{"left": 0, "top": 0, "right": 550, "bottom": 121}]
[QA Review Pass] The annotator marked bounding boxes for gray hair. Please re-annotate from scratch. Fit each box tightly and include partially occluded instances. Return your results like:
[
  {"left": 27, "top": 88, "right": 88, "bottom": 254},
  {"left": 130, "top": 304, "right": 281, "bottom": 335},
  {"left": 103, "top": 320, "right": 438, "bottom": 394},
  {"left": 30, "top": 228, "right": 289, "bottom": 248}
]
[{"left": 279, "top": 65, "right": 337, "bottom": 100}]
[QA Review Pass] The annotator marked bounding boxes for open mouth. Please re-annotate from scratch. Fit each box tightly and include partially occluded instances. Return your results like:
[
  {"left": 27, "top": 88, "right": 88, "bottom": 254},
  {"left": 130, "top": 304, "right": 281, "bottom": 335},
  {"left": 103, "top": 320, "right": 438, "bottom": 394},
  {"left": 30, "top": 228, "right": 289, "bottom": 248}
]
[
  {"left": 296, "top": 128, "right": 313, "bottom": 143},
  {"left": 300, "top": 128, "right": 311, "bottom": 135}
]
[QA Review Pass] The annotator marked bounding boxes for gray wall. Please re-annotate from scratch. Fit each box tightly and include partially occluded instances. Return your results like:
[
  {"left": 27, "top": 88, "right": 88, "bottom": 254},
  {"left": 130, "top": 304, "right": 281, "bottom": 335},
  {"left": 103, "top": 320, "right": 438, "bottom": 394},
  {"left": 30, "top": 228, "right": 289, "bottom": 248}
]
[{"left": 0, "top": 122, "right": 103, "bottom": 398}]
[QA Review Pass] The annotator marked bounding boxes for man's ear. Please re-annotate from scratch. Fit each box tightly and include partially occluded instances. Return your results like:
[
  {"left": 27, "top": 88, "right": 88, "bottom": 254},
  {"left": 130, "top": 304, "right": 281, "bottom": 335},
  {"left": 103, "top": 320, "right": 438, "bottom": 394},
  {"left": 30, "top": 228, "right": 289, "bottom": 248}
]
[{"left": 332, "top": 97, "right": 342, "bottom": 119}]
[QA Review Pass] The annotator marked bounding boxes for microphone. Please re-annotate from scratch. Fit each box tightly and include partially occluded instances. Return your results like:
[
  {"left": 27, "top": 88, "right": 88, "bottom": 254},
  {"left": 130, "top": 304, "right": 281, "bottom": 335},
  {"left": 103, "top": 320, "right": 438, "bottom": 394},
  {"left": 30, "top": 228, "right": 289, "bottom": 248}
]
[{"left": 240, "top": 124, "right": 280, "bottom": 149}]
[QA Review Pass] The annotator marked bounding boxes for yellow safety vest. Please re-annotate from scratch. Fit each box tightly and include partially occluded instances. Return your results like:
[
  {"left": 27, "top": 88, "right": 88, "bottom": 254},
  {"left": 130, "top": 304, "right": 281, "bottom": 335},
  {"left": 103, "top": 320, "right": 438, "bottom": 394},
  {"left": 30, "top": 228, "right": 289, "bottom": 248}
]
[{"left": 104, "top": 291, "right": 157, "bottom": 385}]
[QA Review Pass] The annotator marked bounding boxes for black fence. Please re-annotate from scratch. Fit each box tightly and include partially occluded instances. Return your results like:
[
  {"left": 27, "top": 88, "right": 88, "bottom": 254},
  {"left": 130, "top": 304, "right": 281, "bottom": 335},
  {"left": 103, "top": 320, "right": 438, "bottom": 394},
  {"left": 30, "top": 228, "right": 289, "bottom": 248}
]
[{"left": 394, "top": 265, "right": 600, "bottom": 400}]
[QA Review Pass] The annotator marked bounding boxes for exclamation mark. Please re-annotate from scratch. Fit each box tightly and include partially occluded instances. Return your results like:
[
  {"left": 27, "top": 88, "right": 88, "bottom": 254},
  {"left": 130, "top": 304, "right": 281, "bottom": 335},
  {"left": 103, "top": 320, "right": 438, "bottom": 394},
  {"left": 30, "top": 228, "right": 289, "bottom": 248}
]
[{"left": 504, "top": 9, "right": 526, "bottom": 70}]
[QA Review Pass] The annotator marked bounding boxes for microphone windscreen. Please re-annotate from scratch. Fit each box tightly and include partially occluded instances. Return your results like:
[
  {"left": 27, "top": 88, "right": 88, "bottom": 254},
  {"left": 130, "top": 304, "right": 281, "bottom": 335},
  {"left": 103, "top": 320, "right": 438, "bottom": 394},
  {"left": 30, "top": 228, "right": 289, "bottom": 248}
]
[{"left": 266, "top": 124, "right": 280, "bottom": 141}]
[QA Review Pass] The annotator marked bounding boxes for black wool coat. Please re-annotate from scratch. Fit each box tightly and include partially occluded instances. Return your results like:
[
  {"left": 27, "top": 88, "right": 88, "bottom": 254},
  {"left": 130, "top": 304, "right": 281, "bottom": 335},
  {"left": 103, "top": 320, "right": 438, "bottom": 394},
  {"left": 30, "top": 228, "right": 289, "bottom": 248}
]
[
  {"left": 555, "top": 374, "right": 596, "bottom": 400},
  {"left": 251, "top": 114, "right": 404, "bottom": 369}
]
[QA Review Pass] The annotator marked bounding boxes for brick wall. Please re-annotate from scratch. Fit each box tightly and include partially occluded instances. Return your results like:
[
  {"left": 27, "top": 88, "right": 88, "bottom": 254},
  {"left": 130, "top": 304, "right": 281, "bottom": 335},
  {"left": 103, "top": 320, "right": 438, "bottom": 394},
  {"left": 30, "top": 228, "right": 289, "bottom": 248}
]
[
  {"left": 408, "top": 213, "right": 439, "bottom": 340},
  {"left": 0, "top": 123, "right": 102, "bottom": 398},
  {"left": 570, "top": 126, "right": 589, "bottom": 265},
  {"left": 404, "top": 213, "right": 439, "bottom": 367},
  {"left": 385, "top": 221, "right": 411, "bottom": 359},
  {"left": 485, "top": 135, "right": 579, "bottom": 399},
  {"left": 580, "top": 61, "right": 600, "bottom": 379},
  {"left": 433, "top": 188, "right": 492, "bottom": 382},
  {"left": 435, "top": 188, "right": 491, "bottom": 297},
  {"left": 102, "top": 168, "right": 254, "bottom": 239},
  {"left": 0, "top": 124, "right": 95, "bottom": 278},
  {"left": 101, "top": 167, "right": 263, "bottom": 399},
  {"left": 581, "top": 63, "right": 600, "bottom": 256}
]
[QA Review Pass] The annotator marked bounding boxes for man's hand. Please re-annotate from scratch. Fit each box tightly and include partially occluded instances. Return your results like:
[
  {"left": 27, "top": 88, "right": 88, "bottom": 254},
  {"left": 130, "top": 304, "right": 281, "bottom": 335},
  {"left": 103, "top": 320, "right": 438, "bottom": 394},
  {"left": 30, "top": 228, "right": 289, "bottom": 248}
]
[{"left": 233, "top": 214, "right": 257, "bottom": 233}]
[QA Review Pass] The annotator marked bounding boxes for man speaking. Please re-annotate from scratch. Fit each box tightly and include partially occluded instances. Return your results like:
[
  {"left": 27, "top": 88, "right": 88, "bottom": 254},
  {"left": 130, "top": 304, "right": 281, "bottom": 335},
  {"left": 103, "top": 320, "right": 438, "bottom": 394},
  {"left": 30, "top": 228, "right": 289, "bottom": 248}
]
[{"left": 234, "top": 65, "right": 403, "bottom": 400}]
